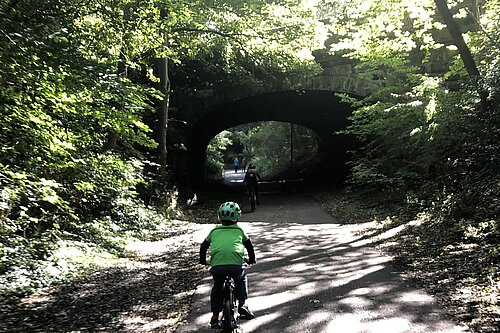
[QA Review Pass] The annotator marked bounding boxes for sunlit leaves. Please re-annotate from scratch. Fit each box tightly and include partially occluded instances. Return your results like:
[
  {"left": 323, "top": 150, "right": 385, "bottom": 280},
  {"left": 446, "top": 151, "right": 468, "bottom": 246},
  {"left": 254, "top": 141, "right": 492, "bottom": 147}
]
[
  {"left": 0, "top": 0, "right": 165, "bottom": 297},
  {"left": 324, "top": 0, "right": 438, "bottom": 66},
  {"left": 165, "top": 0, "right": 325, "bottom": 80},
  {"left": 326, "top": 0, "right": 500, "bottom": 229},
  {"left": 206, "top": 130, "right": 233, "bottom": 176}
]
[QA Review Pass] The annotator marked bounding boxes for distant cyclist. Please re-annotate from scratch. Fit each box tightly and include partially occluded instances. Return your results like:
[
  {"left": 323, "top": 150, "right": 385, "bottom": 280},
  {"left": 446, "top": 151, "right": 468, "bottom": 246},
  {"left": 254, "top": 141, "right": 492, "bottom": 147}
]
[
  {"left": 244, "top": 164, "right": 262, "bottom": 205},
  {"left": 199, "top": 202, "right": 257, "bottom": 328}
]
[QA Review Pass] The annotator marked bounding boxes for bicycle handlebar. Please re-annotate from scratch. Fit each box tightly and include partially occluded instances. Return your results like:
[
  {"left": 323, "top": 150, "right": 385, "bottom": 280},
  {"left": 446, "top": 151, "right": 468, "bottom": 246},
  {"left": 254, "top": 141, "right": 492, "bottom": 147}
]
[{"left": 201, "top": 257, "right": 256, "bottom": 267}]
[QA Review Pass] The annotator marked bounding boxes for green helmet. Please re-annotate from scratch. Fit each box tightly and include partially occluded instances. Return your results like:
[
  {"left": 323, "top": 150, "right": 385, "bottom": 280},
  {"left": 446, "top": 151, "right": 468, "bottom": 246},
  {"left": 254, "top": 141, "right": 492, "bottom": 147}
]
[{"left": 218, "top": 201, "right": 241, "bottom": 222}]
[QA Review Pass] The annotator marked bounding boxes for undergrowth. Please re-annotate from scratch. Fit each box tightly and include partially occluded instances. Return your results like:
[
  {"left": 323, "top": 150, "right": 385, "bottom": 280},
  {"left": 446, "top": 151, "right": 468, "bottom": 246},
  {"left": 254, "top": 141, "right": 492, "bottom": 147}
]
[{"left": 0, "top": 203, "right": 174, "bottom": 299}]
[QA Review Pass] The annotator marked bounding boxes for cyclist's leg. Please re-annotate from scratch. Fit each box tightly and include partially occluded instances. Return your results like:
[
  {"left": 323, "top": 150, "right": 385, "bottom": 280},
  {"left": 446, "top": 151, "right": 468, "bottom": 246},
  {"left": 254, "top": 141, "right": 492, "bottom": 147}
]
[
  {"left": 230, "top": 266, "right": 248, "bottom": 302},
  {"left": 247, "top": 184, "right": 253, "bottom": 201},
  {"left": 248, "top": 185, "right": 256, "bottom": 211},
  {"left": 211, "top": 265, "right": 244, "bottom": 308},
  {"left": 230, "top": 266, "right": 255, "bottom": 319},
  {"left": 210, "top": 266, "right": 230, "bottom": 323}
]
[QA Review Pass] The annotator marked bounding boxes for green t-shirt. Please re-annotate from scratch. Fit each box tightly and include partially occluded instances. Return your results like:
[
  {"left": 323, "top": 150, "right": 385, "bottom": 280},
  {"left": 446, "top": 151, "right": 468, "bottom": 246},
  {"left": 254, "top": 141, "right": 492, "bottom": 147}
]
[{"left": 206, "top": 224, "right": 249, "bottom": 266}]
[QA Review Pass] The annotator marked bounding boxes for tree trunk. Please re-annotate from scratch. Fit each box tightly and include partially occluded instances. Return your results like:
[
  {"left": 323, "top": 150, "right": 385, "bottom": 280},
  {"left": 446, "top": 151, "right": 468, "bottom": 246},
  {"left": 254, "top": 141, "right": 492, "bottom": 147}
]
[
  {"left": 434, "top": 0, "right": 488, "bottom": 111},
  {"left": 158, "top": 51, "right": 170, "bottom": 174}
]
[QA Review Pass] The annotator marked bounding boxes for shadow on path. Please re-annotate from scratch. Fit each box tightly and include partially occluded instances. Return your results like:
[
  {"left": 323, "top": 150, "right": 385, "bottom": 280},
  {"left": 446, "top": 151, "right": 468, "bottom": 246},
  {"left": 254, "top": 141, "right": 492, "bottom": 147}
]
[{"left": 176, "top": 192, "right": 468, "bottom": 333}]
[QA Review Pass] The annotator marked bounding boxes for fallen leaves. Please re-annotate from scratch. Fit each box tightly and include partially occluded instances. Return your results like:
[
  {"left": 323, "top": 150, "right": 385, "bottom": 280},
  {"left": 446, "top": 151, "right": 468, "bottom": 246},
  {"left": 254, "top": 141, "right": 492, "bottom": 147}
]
[{"left": 0, "top": 222, "right": 206, "bottom": 333}]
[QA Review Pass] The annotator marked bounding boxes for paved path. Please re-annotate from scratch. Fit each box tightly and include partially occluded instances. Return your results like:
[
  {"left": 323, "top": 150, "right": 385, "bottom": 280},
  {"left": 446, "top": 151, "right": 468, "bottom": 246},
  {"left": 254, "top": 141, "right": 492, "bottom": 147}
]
[{"left": 176, "top": 192, "right": 468, "bottom": 333}]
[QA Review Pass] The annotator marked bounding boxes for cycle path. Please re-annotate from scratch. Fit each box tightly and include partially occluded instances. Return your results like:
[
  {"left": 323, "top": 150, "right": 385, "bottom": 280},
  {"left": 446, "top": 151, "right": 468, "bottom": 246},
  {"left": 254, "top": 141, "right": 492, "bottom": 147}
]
[{"left": 176, "top": 192, "right": 468, "bottom": 333}]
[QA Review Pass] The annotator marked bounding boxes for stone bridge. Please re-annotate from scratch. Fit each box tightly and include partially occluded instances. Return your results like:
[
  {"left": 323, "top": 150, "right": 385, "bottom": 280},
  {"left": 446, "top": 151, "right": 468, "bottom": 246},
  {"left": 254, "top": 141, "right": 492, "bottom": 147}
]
[
  {"left": 169, "top": 42, "right": 455, "bottom": 187},
  {"left": 168, "top": 58, "right": 381, "bottom": 187}
]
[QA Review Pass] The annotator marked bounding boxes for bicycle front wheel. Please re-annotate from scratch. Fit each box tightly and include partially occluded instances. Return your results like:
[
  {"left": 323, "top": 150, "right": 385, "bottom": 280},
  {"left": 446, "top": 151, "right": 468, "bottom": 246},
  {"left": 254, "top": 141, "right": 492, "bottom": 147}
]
[{"left": 222, "top": 298, "right": 232, "bottom": 333}]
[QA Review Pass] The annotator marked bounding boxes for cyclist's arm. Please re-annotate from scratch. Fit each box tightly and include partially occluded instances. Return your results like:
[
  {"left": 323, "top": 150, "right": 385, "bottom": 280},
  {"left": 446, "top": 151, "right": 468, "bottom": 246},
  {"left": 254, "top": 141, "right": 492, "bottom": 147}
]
[
  {"left": 243, "top": 239, "right": 256, "bottom": 264},
  {"left": 199, "top": 240, "right": 210, "bottom": 265}
]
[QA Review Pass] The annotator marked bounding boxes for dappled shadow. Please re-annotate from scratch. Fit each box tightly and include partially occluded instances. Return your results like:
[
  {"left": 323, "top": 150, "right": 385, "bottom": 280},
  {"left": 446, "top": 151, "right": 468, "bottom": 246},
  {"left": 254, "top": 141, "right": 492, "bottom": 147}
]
[
  {"left": 177, "top": 192, "right": 467, "bottom": 333},
  {"left": 382, "top": 220, "right": 500, "bottom": 333},
  {"left": 1, "top": 191, "right": 469, "bottom": 333},
  {"left": 0, "top": 240, "right": 204, "bottom": 333}
]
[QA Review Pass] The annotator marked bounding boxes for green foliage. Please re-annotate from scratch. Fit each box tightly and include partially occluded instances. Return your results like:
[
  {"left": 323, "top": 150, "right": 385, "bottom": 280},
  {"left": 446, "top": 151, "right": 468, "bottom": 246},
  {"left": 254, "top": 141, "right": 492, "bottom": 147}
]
[
  {"left": 238, "top": 121, "right": 320, "bottom": 178},
  {"left": 0, "top": 154, "right": 169, "bottom": 295},
  {"left": 163, "top": 0, "right": 325, "bottom": 93},
  {"left": 0, "top": 0, "right": 328, "bottom": 297},
  {"left": 326, "top": 0, "right": 500, "bottom": 231},
  {"left": 344, "top": 74, "right": 440, "bottom": 190},
  {"left": 0, "top": 0, "right": 162, "bottom": 290},
  {"left": 422, "top": 86, "right": 500, "bottom": 222},
  {"left": 206, "top": 130, "right": 233, "bottom": 177}
]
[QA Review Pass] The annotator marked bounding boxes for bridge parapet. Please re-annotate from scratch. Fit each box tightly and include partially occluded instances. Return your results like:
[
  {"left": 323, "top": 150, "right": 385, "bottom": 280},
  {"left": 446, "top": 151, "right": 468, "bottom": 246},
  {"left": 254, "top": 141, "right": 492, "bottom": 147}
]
[{"left": 178, "top": 64, "right": 376, "bottom": 119}]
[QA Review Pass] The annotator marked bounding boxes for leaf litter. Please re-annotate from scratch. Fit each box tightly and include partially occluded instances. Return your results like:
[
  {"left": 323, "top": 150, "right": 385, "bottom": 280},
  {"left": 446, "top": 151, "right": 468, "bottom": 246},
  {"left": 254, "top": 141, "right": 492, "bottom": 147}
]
[{"left": 0, "top": 221, "right": 207, "bottom": 333}]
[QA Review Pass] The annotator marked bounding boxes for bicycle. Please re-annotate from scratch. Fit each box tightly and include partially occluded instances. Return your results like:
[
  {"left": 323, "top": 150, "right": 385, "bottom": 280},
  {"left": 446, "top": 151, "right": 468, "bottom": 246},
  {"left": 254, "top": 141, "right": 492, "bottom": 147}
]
[
  {"left": 217, "top": 260, "right": 252, "bottom": 333},
  {"left": 220, "top": 274, "right": 240, "bottom": 333}
]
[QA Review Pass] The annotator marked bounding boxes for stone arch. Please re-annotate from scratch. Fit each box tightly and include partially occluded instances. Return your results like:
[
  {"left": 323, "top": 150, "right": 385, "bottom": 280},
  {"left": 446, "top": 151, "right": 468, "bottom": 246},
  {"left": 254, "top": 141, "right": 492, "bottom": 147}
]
[{"left": 184, "top": 90, "right": 360, "bottom": 186}]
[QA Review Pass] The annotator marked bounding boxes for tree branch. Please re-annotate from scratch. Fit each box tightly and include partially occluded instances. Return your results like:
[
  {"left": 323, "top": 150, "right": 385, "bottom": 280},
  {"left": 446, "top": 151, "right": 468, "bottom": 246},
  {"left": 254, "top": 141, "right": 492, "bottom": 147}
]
[
  {"left": 171, "top": 27, "right": 260, "bottom": 39},
  {"left": 434, "top": 0, "right": 488, "bottom": 109}
]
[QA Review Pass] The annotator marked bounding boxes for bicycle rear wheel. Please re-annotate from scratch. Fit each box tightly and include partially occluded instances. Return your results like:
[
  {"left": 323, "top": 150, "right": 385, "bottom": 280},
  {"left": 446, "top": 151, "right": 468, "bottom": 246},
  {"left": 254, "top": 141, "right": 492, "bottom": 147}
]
[{"left": 222, "top": 298, "right": 232, "bottom": 333}]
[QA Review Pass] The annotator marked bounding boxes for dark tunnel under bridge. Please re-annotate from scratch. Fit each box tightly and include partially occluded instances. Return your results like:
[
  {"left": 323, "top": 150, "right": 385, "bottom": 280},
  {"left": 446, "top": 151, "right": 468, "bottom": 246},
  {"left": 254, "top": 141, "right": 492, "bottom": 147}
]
[{"left": 183, "top": 90, "right": 360, "bottom": 187}]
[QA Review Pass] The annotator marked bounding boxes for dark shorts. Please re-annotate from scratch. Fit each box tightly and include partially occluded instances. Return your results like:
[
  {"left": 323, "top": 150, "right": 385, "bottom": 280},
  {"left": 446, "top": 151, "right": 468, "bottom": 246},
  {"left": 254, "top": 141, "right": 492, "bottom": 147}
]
[{"left": 209, "top": 265, "right": 248, "bottom": 312}]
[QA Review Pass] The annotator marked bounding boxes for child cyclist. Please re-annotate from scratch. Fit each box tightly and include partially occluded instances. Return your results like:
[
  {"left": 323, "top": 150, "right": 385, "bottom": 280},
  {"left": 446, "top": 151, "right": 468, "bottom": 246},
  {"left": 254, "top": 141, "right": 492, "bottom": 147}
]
[{"left": 199, "top": 201, "right": 257, "bottom": 328}]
